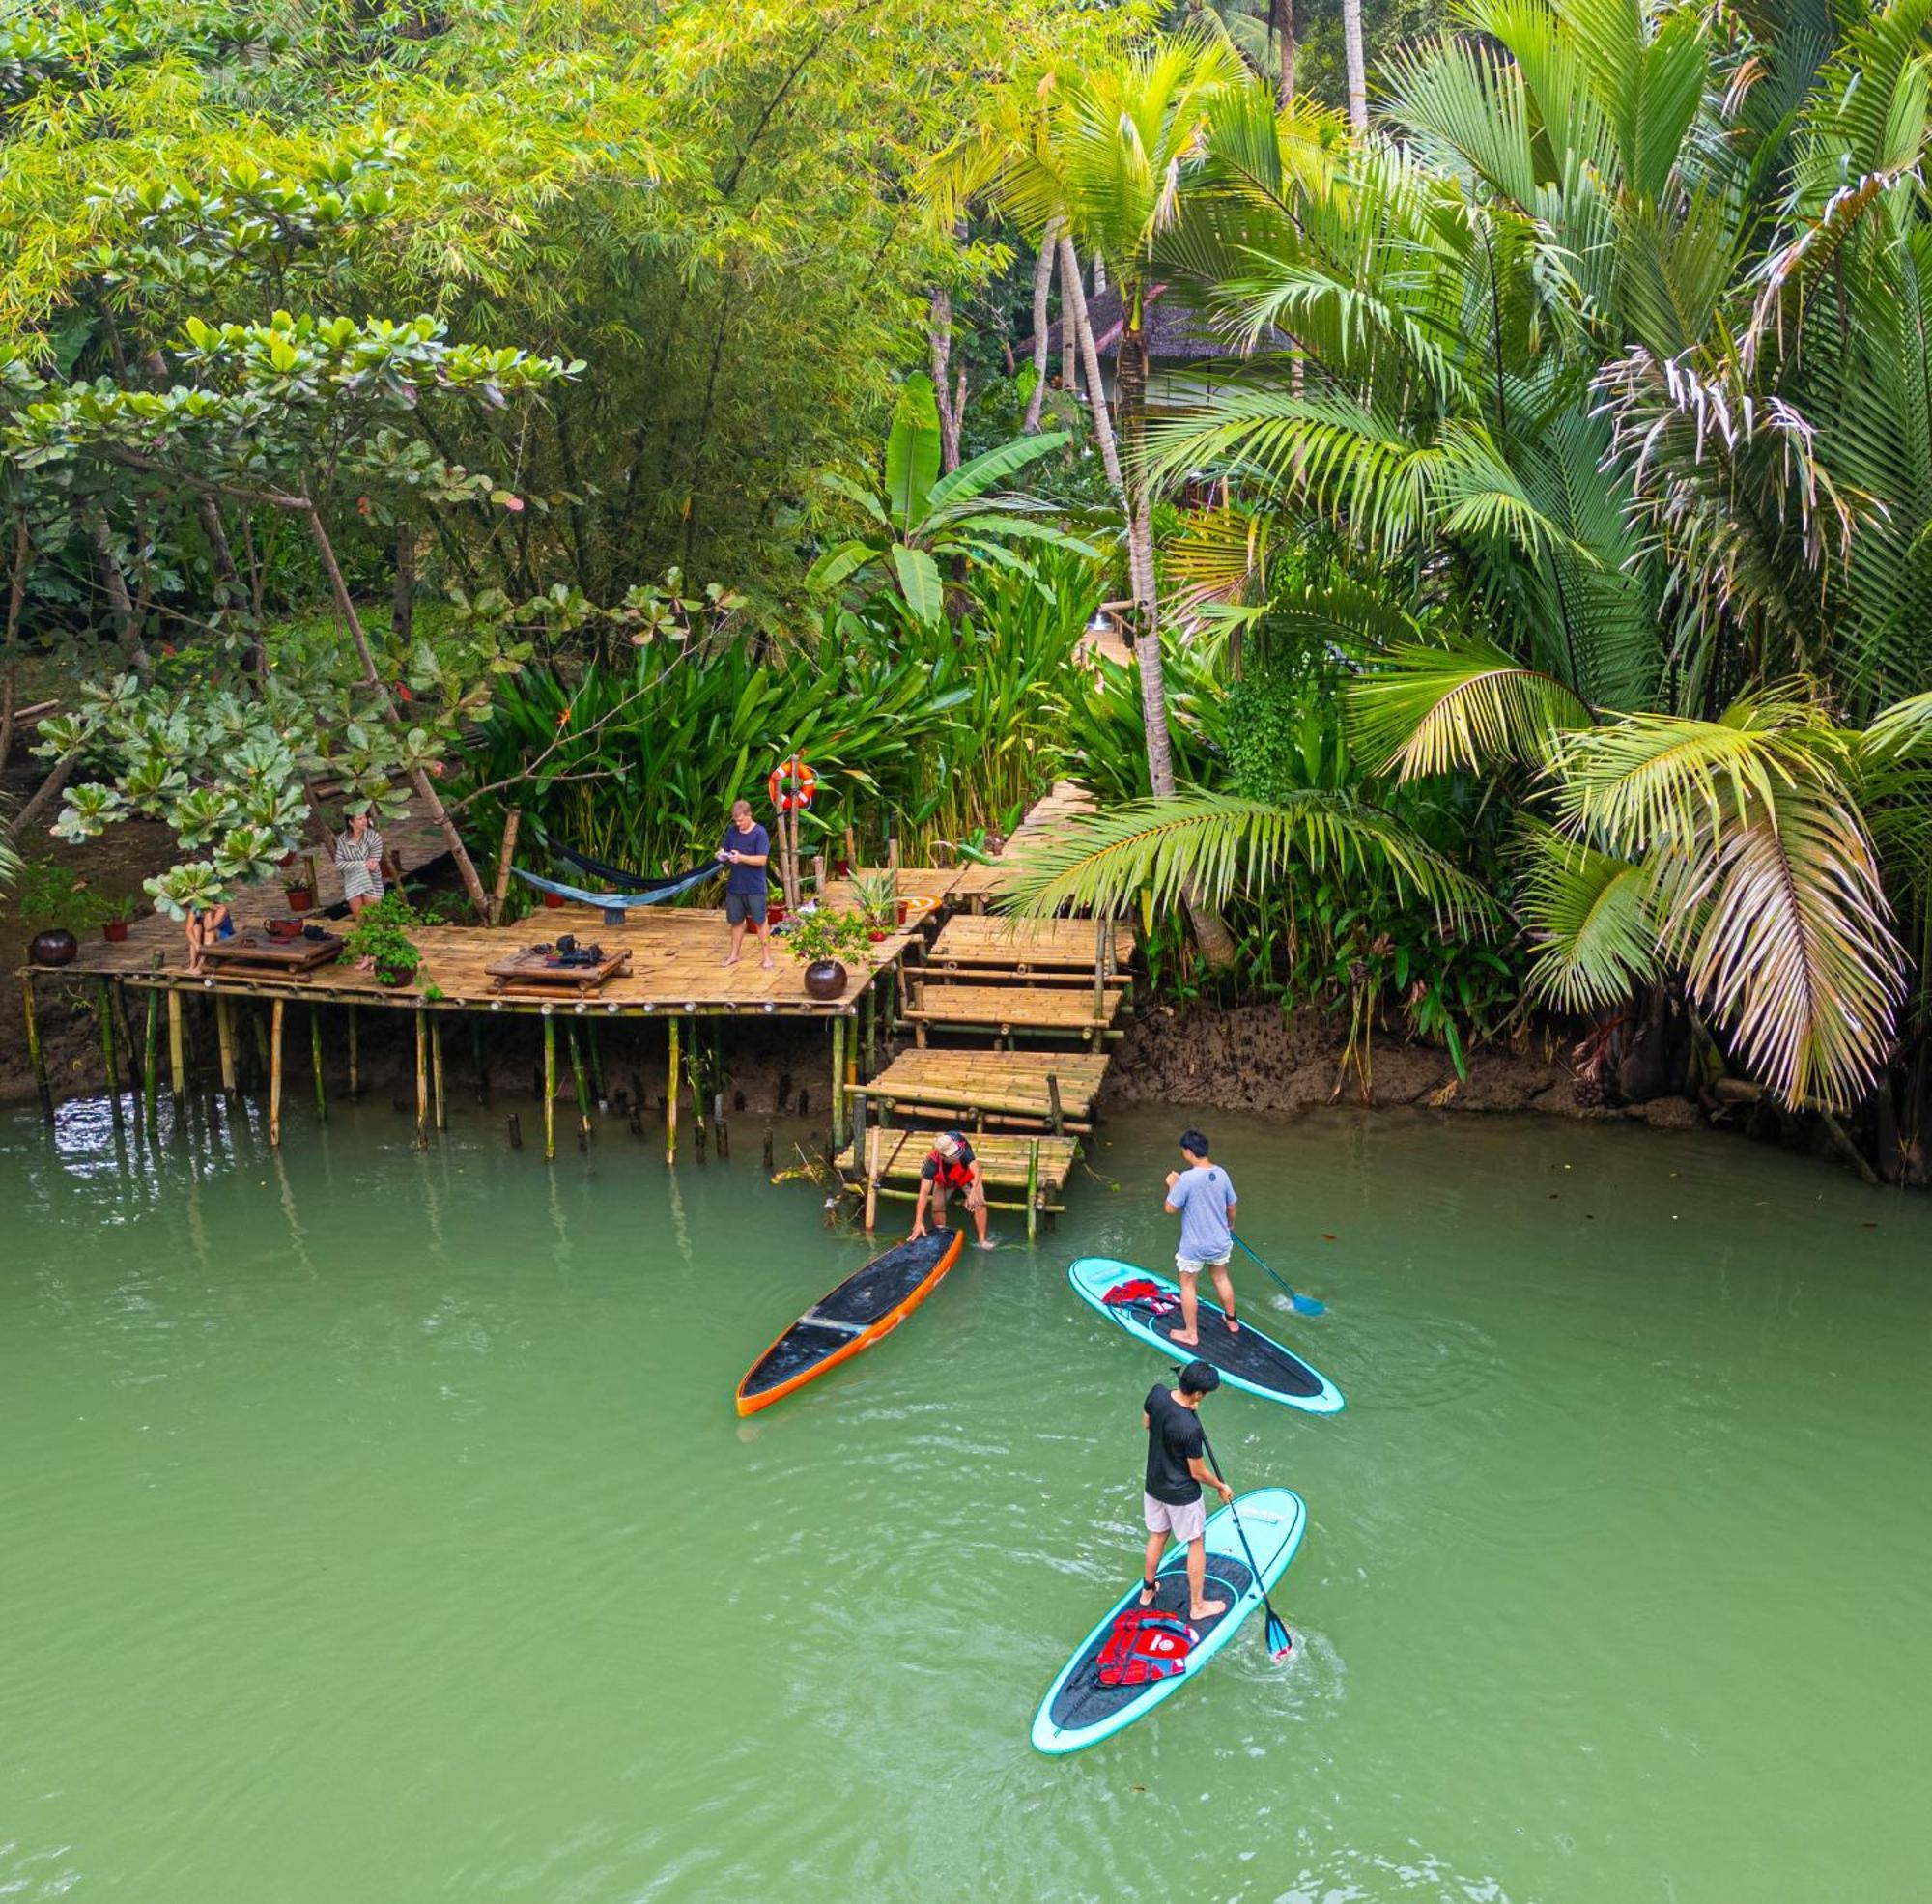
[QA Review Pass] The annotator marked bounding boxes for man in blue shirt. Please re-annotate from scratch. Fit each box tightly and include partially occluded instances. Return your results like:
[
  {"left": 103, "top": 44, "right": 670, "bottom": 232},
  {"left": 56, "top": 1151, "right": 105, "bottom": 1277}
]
[
  {"left": 1163, "top": 1127, "right": 1238, "bottom": 1348},
  {"left": 717, "top": 798, "right": 773, "bottom": 969}
]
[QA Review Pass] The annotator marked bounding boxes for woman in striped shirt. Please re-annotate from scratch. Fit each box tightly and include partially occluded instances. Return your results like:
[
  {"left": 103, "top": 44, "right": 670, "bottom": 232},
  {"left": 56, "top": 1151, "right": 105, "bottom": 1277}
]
[{"left": 335, "top": 811, "right": 385, "bottom": 915}]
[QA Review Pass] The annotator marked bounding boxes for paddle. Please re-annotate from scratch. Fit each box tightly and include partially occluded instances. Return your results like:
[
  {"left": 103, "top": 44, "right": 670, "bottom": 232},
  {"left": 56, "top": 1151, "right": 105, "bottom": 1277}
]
[
  {"left": 1231, "top": 1231, "right": 1326, "bottom": 1317},
  {"left": 1194, "top": 1416, "right": 1294, "bottom": 1663}
]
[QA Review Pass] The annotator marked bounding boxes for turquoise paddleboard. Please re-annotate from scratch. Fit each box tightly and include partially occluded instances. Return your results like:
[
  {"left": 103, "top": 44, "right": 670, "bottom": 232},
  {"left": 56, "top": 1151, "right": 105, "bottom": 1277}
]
[
  {"left": 1068, "top": 1257, "right": 1344, "bottom": 1413},
  {"left": 1031, "top": 1487, "right": 1308, "bottom": 1754}
]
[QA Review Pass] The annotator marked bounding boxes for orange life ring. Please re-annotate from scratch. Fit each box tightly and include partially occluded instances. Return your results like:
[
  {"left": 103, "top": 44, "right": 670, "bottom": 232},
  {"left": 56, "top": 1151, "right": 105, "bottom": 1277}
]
[{"left": 768, "top": 757, "right": 817, "bottom": 811}]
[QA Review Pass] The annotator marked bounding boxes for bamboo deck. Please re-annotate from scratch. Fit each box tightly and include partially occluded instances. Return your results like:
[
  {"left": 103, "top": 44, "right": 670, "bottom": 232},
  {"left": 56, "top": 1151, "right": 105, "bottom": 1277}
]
[
  {"left": 899, "top": 980, "right": 1123, "bottom": 1040},
  {"left": 928, "top": 915, "right": 1134, "bottom": 976}
]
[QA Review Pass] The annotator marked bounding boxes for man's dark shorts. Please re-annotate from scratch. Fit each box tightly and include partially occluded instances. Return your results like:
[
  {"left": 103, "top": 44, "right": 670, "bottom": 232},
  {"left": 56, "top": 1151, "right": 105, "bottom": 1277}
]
[{"left": 725, "top": 891, "right": 768, "bottom": 926}]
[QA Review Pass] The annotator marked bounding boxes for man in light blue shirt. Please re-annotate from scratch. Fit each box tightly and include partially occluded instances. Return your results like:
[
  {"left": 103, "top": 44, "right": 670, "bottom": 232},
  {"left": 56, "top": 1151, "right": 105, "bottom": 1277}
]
[{"left": 1163, "top": 1128, "right": 1238, "bottom": 1348}]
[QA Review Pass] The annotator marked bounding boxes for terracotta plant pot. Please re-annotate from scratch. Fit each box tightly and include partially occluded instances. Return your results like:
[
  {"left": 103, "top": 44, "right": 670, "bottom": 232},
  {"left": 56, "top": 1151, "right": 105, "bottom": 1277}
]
[
  {"left": 29, "top": 928, "right": 78, "bottom": 967},
  {"left": 284, "top": 887, "right": 315, "bottom": 912},
  {"left": 895, "top": 898, "right": 910, "bottom": 925},
  {"left": 542, "top": 891, "right": 567, "bottom": 909},
  {"left": 867, "top": 930, "right": 887, "bottom": 943},
  {"left": 769, "top": 903, "right": 788, "bottom": 925},
  {"left": 803, "top": 958, "right": 848, "bottom": 1001},
  {"left": 102, "top": 919, "right": 131, "bottom": 943}
]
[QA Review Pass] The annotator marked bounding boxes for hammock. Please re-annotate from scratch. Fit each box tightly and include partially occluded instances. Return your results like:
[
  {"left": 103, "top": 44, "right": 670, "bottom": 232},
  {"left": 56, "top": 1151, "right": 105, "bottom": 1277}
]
[
  {"left": 549, "top": 842, "right": 712, "bottom": 895},
  {"left": 513, "top": 862, "right": 721, "bottom": 923}
]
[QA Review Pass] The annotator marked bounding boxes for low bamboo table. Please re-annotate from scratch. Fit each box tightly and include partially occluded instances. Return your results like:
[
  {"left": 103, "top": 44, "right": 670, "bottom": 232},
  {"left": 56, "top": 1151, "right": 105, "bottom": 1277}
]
[
  {"left": 485, "top": 945, "right": 633, "bottom": 998},
  {"left": 200, "top": 932, "right": 344, "bottom": 977}
]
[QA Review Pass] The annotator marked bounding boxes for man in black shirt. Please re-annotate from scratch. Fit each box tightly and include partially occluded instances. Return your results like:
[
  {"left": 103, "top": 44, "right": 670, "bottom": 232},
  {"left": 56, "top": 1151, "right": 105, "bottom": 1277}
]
[{"left": 1140, "top": 1361, "right": 1235, "bottom": 1619}]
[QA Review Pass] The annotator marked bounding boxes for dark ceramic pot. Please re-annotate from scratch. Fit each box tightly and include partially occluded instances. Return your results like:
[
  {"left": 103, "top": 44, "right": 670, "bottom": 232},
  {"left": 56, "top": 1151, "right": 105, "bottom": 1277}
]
[
  {"left": 803, "top": 958, "right": 848, "bottom": 1001},
  {"left": 29, "top": 928, "right": 78, "bottom": 967},
  {"left": 375, "top": 965, "right": 414, "bottom": 988}
]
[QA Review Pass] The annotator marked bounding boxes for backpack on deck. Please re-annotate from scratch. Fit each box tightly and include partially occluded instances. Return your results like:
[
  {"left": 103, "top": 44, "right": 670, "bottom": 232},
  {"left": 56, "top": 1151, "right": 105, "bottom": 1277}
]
[{"left": 1094, "top": 1608, "right": 1196, "bottom": 1688}]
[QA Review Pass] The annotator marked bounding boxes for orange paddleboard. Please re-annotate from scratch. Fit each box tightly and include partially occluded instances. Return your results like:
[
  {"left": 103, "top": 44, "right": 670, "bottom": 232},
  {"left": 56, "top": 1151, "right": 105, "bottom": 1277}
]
[{"left": 735, "top": 1228, "right": 965, "bottom": 1415}]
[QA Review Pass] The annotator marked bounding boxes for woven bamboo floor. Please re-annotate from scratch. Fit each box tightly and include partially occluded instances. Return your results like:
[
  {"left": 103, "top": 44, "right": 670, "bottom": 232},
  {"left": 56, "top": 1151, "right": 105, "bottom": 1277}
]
[
  {"left": 846, "top": 1048, "right": 1108, "bottom": 1132},
  {"left": 928, "top": 915, "right": 1133, "bottom": 978}
]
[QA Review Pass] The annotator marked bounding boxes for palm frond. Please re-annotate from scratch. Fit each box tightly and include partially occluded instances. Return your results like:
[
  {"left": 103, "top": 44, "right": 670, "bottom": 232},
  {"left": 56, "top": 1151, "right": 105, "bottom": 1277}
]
[
  {"left": 994, "top": 790, "right": 1497, "bottom": 930},
  {"left": 1516, "top": 820, "right": 1663, "bottom": 1011},
  {"left": 1349, "top": 639, "right": 1594, "bottom": 780}
]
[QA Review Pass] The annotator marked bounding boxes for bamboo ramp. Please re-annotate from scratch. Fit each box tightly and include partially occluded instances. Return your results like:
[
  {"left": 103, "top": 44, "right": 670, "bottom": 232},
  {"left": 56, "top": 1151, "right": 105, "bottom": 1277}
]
[
  {"left": 845, "top": 1049, "right": 1108, "bottom": 1133},
  {"left": 837, "top": 1126, "right": 1082, "bottom": 1233},
  {"left": 928, "top": 915, "right": 1133, "bottom": 980}
]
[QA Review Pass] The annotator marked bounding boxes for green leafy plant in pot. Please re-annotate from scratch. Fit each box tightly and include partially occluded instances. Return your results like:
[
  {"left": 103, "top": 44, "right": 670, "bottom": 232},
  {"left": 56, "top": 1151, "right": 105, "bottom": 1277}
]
[
  {"left": 785, "top": 905, "right": 870, "bottom": 1000},
  {"left": 342, "top": 893, "right": 423, "bottom": 988},
  {"left": 283, "top": 852, "right": 318, "bottom": 913},
  {"left": 849, "top": 870, "right": 900, "bottom": 942}
]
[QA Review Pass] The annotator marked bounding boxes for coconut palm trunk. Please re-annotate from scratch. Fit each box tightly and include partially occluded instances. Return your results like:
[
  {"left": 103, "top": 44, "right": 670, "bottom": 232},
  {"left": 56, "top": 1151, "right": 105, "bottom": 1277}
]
[
  {"left": 1342, "top": 0, "right": 1366, "bottom": 128},
  {"left": 1023, "top": 219, "right": 1060, "bottom": 433},
  {"left": 1272, "top": 0, "right": 1294, "bottom": 103}
]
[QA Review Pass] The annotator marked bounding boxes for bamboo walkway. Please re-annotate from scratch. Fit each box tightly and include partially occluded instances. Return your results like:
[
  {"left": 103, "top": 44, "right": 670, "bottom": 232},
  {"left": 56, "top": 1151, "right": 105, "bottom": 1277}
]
[{"left": 835, "top": 781, "right": 1129, "bottom": 1238}]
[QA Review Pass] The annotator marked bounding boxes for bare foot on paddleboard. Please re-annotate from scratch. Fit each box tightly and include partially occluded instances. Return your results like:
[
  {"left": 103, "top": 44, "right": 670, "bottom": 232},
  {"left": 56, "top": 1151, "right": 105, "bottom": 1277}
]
[
  {"left": 1190, "top": 1598, "right": 1227, "bottom": 1620},
  {"left": 1171, "top": 1330, "right": 1199, "bottom": 1346}
]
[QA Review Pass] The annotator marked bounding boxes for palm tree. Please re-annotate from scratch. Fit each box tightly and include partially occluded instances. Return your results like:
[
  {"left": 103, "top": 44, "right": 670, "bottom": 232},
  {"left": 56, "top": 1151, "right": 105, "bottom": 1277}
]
[
  {"left": 806, "top": 374, "right": 1094, "bottom": 625},
  {"left": 1007, "top": 5, "right": 1932, "bottom": 1117}
]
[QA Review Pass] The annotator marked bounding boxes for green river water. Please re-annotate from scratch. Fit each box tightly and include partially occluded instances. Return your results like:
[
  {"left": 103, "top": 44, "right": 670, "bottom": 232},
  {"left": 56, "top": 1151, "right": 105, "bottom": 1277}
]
[{"left": 2, "top": 1094, "right": 1928, "bottom": 1903}]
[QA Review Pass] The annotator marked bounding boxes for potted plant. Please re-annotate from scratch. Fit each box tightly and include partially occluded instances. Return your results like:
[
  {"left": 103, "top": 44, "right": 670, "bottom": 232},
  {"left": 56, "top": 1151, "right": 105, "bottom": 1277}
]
[
  {"left": 283, "top": 852, "right": 318, "bottom": 913},
  {"left": 100, "top": 894, "right": 143, "bottom": 943},
  {"left": 850, "top": 870, "right": 899, "bottom": 943},
  {"left": 342, "top": 893, "right": 423, "bottom": 988},
  {"left": 785, "top": 905, "right": 869, "bottom": 1000}
]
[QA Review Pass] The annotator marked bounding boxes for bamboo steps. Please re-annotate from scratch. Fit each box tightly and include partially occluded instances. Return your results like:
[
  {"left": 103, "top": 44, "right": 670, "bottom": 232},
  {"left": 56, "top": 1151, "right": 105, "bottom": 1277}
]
[
  {"left": 837, "top": 1127, "right": 1082, "bottom": 1227},
  {"left": 845, "top": 1049, "right": 1107, "bottom": 1133}
]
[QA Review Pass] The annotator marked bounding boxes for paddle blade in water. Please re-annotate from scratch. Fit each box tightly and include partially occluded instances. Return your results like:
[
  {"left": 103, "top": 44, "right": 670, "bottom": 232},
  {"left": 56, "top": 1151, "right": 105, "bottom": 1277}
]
[
  {"left": 1290, "top": 1292, "right": 1327, "bottom": 1317},
  {"left": 1264, "top": 1610, "right": 1293, "bottom": 1661}
]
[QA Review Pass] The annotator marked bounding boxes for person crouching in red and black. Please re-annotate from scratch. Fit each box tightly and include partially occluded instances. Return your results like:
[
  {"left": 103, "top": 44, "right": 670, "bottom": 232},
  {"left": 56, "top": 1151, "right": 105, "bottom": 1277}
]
[{"left": 909, "top": 1130, "right": 993, "bottom": 1251}]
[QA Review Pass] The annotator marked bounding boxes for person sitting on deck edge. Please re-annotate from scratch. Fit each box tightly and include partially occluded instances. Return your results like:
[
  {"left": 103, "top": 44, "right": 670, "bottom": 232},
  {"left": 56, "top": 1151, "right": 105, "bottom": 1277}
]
[
  {"left": 1140, "top": 1360, "right": 1234, "bottom": 1618},
  {"left": 185, "top": 900, "right": 233, "bottom": 975},
  {"left": 1165, "top": 1127, "right": 1238, "bottom": 1347},
  {"left": 910, "top": 1131, "right": 994, "bottom": 1250},
  {"left": 717, "top": 796, "right": 773, "bottom": 971}
]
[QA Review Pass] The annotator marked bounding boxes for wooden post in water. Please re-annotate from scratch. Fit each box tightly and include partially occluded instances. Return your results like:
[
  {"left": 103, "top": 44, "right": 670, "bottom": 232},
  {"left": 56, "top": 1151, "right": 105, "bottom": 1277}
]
[
  {"left": 586, "top": 1020, "right": 607, "bottom": 1108},
  {"left": 347, "top": 1004, "right": 360, "bottom": 1100},
  {"left": 18, "top": 975, "right": 51, "bottom": 1123},
  {"left": 413, "top": 1009, "right": 428, "bottom": 1150},
  {"left": 268, "top": 998, "right": 284, "bottom": 1147},
  {"left": 167, "top": 992, "right": 186, "bottom": 1117},
  {"left": 470, "top": 1017, "right": 489, "bottom": 1104},
  {"left": 95, "top": 980, "right": 124, "bottom": 1130},
  {"left": 431, "top": 1018, "right": 446, "bottom": 1132},
  {"left": 567, "top": 1019, "right": 591, "bottom": 1146},
  {"left": 543, "top": 1011, "right": 557, "bottom": 1162},
  {"left": 830, "top": 1014, "right": 845, "bottom": 1154},
  {"left": 863, "top": 1124, "right": 881, "bottom": 1233},
  {"left": 666, "top": 1016, "right": 680, "bottom": 1166},
  {"left": 112, "top": 981, "right": 140, "bottom": 1094},
  {"left": 1025, "top": 1137, "right": 1040, "bottom": 1243},
  {"left": 215, "top": 996, "right": 238, "bottom": 1101},
  {"left": 141, "top": 990, "right": 159, "bottom": 1125}
]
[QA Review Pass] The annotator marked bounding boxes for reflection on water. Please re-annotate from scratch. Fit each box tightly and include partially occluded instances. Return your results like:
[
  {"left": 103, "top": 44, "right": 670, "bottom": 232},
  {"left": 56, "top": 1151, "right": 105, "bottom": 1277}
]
[{"left": 2, "top": 1096, "right": 1929, "bottom": 1904}]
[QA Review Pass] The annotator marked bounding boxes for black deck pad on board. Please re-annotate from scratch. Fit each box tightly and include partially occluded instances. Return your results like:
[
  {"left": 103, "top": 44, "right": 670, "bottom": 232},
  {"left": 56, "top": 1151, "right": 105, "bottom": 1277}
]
[
  {"left": 740, "top": 1230, "right": 958, "bottom": 1398},
  {"left": 1117, "top": 1296, "right": 1322, "bottom": 1399},
  {"left": 1047, "top": 1554, "right": 1256, "bottom": 1734}
]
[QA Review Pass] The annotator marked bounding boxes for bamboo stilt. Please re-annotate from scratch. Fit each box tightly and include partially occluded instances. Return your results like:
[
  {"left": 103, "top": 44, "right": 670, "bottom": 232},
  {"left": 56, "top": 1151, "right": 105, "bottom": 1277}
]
[
  {"left": 96, "top": 980, "right": 123, "bottom": 1129},
  {"left": 1026, "top": 1137, "right": 1040, "bottom": 1243},
  {"left": 19, "top": 974, "right": 51, "bottom": 1123},
  {"left": 112, "top": 980, "right": 140, "bottom": 1093},
  {"left": 586, "top": 1020, "right": 607, "bottom": 1108},
  {"left": 215, "top": 995, "right": 238, "bottom": 1100},
  {"left": 830, "top": 1014, "right": 845, "bottom": 1152},
  {"left": 666, "top": 1016, "right": 680, "bottom": 1166},
  {"left": 689, "top": 1026, "right": 707, "bottom": 1163},
  {"left": 1046, "top": 1072, "right": 1064, "bottom": 1137},
  {"left": 347, "top": 1004, "right": 360, "bottom": 1100},
  {"left": 167, "top": 991, "right": 186, "bottom": 1116},
  {"left": 249, "top": 1006, "right": 270, "bottom": 1090},
  {"left": 567, "top": 1020, "right": 591, "bottom": 1144},
  {"left": 142, "top": 989, "right": 159, "bottom": 1124},
  {"left": 543, "top": 1012, "right": 557, "bottom": 1161},
  {"left": 269, "top": 998, "right": 284, "bottom": 1147},
  {"left": 308, "top": 1005, "right": 327, "bottom": 1123},
  {"left": 471, "top": 1017, "right": 489, "bottom": 1104},
  {"left": 864, "top": 1124, "right": 881, "bottom": 1232},
  {"left": 413, "top": 1009, "right": 428, "bottom": 1149},
  {"left": 431, "top": 1018, "right": 446, "bottom": 1131}
]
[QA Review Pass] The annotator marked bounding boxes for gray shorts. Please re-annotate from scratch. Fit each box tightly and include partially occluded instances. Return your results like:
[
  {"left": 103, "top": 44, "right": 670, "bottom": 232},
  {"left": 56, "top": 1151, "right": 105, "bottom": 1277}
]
[
  {"left": 1143, "top": 1492, "right": 1207, "bottom": 1541},
  {"left": 725, "top": 891, "right": 768, "bottom": 926}
]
